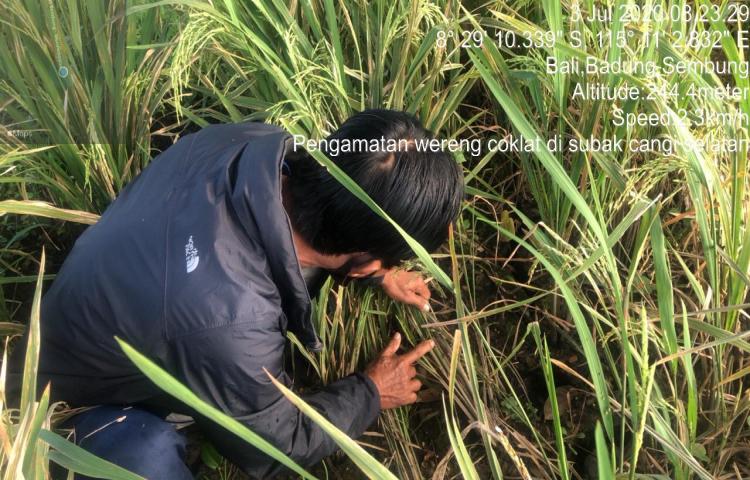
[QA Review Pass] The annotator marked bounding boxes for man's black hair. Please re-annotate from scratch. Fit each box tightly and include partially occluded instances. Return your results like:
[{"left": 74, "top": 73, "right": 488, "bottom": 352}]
[{"left": 285, "top": 109, "right": 464, "bottom": 268}]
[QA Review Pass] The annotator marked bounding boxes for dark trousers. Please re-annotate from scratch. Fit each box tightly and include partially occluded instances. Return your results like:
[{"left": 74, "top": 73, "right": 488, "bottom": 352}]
[{"left": 62, "top": 405, "right": 193, "bottom": 480}]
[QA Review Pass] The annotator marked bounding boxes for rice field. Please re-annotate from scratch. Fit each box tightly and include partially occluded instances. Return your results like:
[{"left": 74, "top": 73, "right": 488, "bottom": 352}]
[{"left": 2, "top": 0, "right": 750, "bottom": 478}]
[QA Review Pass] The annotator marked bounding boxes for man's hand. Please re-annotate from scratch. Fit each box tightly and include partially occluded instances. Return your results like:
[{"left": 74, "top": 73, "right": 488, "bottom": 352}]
[
  {"left": 365, "top": 332, "right": 434, "bottom": 409},
  {"left": 380, "top": 269, "right": 432, "bottom": 312}
]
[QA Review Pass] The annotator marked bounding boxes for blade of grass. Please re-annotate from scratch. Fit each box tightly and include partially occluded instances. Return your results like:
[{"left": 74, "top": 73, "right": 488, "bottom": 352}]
[
  {"left": 264, "top": 368, "right": 398, "bottom": 480},
  {"left": 40, "top": 430, "right": 144, "bottom": 480},
  {"left": 0, "top": 200, "right": 99, "bottom": 224}
]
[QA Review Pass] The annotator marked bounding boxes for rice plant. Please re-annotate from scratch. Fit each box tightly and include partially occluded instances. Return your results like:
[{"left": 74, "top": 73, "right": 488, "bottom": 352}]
[{"left": 0, "top": 0, "right": 178, "bottom": 211}]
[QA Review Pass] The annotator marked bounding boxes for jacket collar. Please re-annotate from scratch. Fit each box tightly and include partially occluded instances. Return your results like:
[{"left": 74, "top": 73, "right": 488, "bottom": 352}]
[{"left": 228, "top": 124, "right": 322, "bottom": 351}]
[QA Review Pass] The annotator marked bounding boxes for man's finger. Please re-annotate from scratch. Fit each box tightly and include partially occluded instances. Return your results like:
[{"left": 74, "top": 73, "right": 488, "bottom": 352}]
[
  {"left": 415, "top": 280, "right": 431, "bottom": 300},
  {"left": 383, "top": 332, "right": 401, "bottom": 356},
  {"left": 401, "top": 339, "right": 435, "bottom": 364},
  {"left": 411, "top": 283, "right": 431, "bottom": 308},
  {"left": 406, "top": 292, "right": 429, "bottom": 311}
]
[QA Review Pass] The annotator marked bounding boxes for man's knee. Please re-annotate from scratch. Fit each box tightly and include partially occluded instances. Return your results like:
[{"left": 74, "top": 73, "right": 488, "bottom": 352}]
[{"left": 67, "top": 406, "right": 191, "bottom": 480}]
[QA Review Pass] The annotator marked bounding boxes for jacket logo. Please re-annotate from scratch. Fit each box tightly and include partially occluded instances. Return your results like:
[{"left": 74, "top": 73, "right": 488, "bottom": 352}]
[{"left": 185, "top": 236, "right": 199, "bottom": 273}]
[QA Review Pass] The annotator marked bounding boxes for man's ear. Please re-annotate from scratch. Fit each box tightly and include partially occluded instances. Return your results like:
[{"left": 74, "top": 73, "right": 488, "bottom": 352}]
[{"left": 347, "top": 258, "right": 383, "bottom": 278}]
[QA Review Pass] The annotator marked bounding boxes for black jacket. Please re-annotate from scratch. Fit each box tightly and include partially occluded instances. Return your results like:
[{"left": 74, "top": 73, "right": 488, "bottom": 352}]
[{"left": 10, "top": 122, "right": 380, "bottom": 478}]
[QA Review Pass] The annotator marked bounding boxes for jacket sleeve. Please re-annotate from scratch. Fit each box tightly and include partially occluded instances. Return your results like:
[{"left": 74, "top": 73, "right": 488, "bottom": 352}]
[{"left": 167, "top": 320, "right": 380, "bottom": 479}]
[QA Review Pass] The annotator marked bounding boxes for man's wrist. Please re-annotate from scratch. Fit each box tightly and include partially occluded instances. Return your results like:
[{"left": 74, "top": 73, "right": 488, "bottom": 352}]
[
  {"left": 356, "top": 371, "right": 381, "bottom": 411},
  {"left": 357, "top": 274, "right": 385, "bottom": 287}
]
